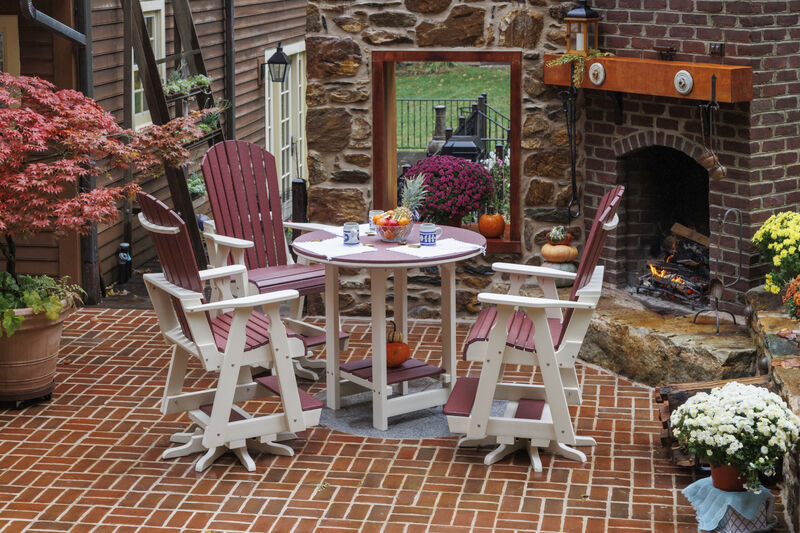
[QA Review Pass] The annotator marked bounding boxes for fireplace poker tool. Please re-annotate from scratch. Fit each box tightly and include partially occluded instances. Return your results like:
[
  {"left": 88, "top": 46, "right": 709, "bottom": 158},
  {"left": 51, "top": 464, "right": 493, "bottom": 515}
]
[
  {"left": 559, "top": 64, "right": 580, "bottom": 221},
  {"left": 692, "top": 207, "right": 743, "bottom": 334}
]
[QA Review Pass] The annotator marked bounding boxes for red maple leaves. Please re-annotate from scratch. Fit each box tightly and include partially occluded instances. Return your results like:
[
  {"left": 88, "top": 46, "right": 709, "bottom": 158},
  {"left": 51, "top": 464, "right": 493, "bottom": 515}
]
[{"left": 0, "top": 73, "right": 213, "bottom": 240}]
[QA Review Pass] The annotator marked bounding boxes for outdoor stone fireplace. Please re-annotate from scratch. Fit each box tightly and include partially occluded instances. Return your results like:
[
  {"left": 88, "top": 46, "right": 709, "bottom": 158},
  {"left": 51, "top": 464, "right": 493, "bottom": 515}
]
[{"left": 305, "top": 0, "right": 799, "bottom": 316}]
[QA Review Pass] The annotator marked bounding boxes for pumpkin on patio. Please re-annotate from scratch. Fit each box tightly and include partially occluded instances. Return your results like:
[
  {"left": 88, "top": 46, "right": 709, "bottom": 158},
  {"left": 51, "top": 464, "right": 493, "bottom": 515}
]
[
  {"left": 386, "top": 321, "right": 411, "bottom": 368},
  {"left": 478, "top": 213, "right": 505, "bottom": 238}
]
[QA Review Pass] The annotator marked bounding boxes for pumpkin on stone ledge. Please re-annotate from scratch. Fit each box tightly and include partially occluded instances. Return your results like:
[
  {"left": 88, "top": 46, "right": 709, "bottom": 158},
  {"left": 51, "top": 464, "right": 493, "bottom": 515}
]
[
  {"left": 386, "top": 321, "right": 411, "bottom": 368},
  {"left": 478, "top": 212, "right": 505, "bottom": 238},
  {"left": 541, "top": 226, "right": 578, "bottom": 263}
]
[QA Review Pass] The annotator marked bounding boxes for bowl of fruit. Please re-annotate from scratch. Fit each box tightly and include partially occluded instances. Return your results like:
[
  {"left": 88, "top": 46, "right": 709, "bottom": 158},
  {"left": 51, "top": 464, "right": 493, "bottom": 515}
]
[
  {"left": 374, "top": 208, "right": 414, "bottom": 242},
  {"left": 373, "top": 175, "right": 428, "bottom": 243}
]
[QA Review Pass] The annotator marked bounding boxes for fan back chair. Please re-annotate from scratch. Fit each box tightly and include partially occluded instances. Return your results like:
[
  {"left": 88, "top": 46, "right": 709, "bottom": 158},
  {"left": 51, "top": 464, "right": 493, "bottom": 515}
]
[
  {"left": 200, "top": 140, "right": 348, "bottom": 380},
  {"left": 444, "top": 185, "right": 624, "bottom": 470},
  {"left": 138, "top": 191, "right": 323, "bottom": 472}
]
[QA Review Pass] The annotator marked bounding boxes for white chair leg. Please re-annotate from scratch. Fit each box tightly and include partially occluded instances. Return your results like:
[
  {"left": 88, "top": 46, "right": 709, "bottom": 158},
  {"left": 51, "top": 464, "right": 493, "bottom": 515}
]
[
  {"left": 232, "top": 446, "right": 256, "bottom": 472},
  {"left": 547, "top": 441, "right": 588, "bottom": 463},
  {"left": 457, "top": 435, "right": 496, "bottom": 448},
  {"left": 574, "top": 435, "right": 597, "bottom": 447},
  {"left": 275, "top": 431, "right": 297, "bottom": 442},
  {"left": 195, "top": 446, "right": 228, "bottom": 472},
  {"left": 526, "top": 442, "right": 543, "bottom": 472},
  {"left": 484, "top": 441, "right": 524, "bottom": 466},
  {"left": 163, "top": 429, "right": 205, "bottom": 460},
  {"left": 293, "top": 359, "right": 320, "bottom": 381},
  {"left": 251, "top": 438, "right": 295, "bottom": 457}
]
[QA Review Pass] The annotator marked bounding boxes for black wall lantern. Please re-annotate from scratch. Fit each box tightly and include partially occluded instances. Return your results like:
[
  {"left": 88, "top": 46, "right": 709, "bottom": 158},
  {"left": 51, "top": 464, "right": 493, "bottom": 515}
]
[
  {"left": 565, "top": 1, "right": 600, "bottom": 56},
  {"left": 266, "top": 42, "right": 290, "bottom": 83}
]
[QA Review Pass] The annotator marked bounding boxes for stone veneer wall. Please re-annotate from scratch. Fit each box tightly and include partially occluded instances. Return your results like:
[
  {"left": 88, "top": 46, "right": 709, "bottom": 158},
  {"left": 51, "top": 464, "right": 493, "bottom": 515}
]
[
  {"left": 584, "top": 0, "right": 800, "bottom": 312},
  {"left": 304, "top": 0, "right": 590, "bottom": 317},
  {"left": 746, "top": 288, "right": 800, "bottom": 531}
]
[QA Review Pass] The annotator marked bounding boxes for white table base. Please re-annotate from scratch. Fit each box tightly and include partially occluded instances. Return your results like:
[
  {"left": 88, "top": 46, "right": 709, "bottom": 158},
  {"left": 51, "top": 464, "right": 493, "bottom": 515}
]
[{"left": 324, "top": 263, "right": 458, "bottom": 430}]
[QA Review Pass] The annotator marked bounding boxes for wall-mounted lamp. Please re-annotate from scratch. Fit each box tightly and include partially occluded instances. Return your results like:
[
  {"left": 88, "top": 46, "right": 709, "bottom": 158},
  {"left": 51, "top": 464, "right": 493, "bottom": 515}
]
[
  {"left": 265, "top": 42, "right": 290, "bottom": 83},
  {"left": 564, "top": 0, "right": 600, "bottom": 56}
]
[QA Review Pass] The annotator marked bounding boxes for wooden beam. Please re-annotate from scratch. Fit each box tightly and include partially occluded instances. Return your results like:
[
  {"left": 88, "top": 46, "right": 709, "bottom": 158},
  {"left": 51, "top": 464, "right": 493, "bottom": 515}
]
[
  {"left": 544, "top": 54, "right": 753, "bottom": 103},
  {"left": 670, "top": 222, "right": 710, "bottom": 247}
]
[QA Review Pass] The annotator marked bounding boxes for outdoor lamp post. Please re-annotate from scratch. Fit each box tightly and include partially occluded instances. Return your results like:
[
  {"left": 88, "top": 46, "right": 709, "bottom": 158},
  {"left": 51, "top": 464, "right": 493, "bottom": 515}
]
[
  {"left": 266, "top": 42, "right": 290, "bottom": 83},
  {"left": 564, "top": 0, "right": 600, "bottom": 56}
]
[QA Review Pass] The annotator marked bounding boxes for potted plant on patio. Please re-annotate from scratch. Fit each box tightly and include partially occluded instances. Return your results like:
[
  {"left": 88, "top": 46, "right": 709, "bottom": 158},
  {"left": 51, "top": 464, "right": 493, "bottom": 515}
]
[
  {"left": 0, "top": 73, "right": 212, "bottom": 404},
  {"left": 407, "top": 155, "right": 494, "bottom": 226},
  {"left": 671, "top": 381, "right": 800, "bottom": 492}
]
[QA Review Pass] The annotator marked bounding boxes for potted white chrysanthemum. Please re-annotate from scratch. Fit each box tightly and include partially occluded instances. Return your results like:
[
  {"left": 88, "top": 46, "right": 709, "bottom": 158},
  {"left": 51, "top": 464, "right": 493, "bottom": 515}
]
[{"left": 671, "top": 381, "right": 800, "bottom": 492}]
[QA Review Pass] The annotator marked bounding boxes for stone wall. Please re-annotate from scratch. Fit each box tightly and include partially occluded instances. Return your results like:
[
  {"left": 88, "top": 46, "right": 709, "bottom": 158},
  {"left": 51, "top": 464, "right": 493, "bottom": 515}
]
[
  {"left": 304, "top": 0, "right": 587, "bottom": 317},
  {"left": 585, "top": 0, "right": 800, "bottom": 312},
  {"left": 746, "top": 287, "right": 800, "bottom": 532}
]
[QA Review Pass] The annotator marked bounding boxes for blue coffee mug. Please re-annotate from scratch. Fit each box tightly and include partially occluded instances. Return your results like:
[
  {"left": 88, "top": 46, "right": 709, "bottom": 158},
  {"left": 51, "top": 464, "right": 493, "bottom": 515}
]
[{"left": 419, "top": 223, "right": 443, "bottom": 246}]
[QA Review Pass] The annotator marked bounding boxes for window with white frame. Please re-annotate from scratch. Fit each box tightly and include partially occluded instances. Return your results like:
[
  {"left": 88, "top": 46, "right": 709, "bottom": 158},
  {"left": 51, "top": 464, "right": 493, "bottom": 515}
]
[
  {"left": 265, "top": 42, "right": 307, "bottom": 220},
  {"left": 132, "top": 1, "right": 165, "bottom": 129}
]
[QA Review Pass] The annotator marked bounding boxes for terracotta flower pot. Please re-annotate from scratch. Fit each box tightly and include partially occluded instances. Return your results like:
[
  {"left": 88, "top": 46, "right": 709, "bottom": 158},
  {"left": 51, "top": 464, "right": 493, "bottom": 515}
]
[
  {"left": 0, "top": 302, "right": 72, "bottom": 403},
  {"left": 710, "top": 464, "right": 746, "bottom": 492}
]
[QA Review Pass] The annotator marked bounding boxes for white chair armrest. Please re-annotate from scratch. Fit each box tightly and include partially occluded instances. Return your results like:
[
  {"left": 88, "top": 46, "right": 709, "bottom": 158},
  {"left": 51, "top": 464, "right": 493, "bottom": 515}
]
[
  {"left": 284, "top": 221, "right": 338, "bottom": 233},
  {"left": 185, "top": 290, "right": 300, "bottom": 313},
  {"left": 143, "top": 273, "right": 204, "bottom": 300},
  {"left": 198, "top": 264, "right": 247, "bottom": 281},
  {"left": 491, "top": 262, "right": 577, "bottom": 281},
  {"left": 204, "top": 232, "right": 254, "bottom": 249},
  {"left": 204, "top": 219, "right": 217, "bottom": 233},
  {"left": 477, "top": 293, "right": 595, "bottom": 309}
]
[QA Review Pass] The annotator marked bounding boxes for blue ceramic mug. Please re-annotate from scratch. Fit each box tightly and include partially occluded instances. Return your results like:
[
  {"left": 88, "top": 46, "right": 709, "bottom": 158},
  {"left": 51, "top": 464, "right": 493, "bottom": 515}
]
[
  {"left": 419, "top": 223, "right": 443, "bottom": 246},
  {"left": 343, "top": 222, "right": 360, "bottom": 245}
]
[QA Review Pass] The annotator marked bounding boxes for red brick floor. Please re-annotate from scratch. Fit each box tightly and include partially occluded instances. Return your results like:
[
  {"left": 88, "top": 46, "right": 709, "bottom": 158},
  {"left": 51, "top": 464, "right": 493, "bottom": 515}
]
[{"left": 0, "top": 308, "right": 789, "bottom": 532}]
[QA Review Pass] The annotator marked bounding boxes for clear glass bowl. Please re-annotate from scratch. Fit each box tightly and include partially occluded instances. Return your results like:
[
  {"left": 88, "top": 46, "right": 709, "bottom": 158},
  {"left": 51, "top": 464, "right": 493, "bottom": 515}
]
[{"left": 376, "top": 222, "right": 414, "bottom": 243}]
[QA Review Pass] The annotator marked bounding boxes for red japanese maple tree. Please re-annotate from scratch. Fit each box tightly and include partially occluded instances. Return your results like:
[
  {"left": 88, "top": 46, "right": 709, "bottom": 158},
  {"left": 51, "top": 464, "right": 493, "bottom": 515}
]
[{"left": 0, "top": 73, "right": 210, "bottom": 278}]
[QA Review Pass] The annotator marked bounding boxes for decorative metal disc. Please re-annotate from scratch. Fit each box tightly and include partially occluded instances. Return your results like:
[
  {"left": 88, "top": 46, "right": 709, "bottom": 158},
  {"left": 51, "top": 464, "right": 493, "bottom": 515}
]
[
  {"left": 588, "top": 62, "right": 606, "bottom": 86},
  {"left": 674, "top": 70, "right": 694, "bottom": 95}
]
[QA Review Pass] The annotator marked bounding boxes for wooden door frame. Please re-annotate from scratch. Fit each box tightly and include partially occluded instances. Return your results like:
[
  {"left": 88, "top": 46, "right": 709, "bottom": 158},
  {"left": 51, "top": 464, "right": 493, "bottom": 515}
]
[{"left": 371, "top": 49, "right": 522, "bottom": 252}]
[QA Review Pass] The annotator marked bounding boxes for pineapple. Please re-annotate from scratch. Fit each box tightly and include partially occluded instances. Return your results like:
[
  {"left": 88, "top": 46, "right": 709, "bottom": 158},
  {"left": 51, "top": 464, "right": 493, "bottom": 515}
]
[{"left": 401, "top": 174, "right": 428, "bottom": 212}]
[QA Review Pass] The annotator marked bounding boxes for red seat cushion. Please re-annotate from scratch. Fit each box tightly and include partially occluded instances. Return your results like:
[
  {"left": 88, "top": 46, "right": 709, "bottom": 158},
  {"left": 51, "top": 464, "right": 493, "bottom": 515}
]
[
  {"left": 464, "top": 307, "right": 563, "bottom": 358},
  {"left": 249, "top": 264, "right": 326, "bottom": 296},
  {"left": 210, "top": 310, "right": 303, "bottom": 352}
]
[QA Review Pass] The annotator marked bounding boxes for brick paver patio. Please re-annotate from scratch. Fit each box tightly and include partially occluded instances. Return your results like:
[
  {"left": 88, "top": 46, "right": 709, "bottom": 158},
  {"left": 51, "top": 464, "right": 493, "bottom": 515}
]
[{"left": 0, "top": 308, "right": 788, "bottom": 532}]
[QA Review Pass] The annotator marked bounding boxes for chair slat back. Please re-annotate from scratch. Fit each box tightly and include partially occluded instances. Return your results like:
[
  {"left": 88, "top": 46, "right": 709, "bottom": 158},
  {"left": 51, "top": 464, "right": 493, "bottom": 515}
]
[
  {"left": 138, "top": 191, "right": 207, "bottom": 341},
  {"left": 556, "top": 185, "right": 625, "bottom": 347},
  {"left": 201, "top": 140, "right": 288, "bottom": 269}
]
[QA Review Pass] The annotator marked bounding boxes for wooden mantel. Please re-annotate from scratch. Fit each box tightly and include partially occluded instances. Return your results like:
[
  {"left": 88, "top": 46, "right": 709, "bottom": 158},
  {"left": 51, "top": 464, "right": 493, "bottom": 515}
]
[{"left": 543, "top": 54, "right": 753, "bottom": 103}]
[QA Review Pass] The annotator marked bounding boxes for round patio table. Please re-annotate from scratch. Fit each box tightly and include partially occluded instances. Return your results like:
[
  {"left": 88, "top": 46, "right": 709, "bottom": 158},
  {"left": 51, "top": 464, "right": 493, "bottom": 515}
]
[{"left": 293, "top": 225, "right": 486, "bottom": 431}]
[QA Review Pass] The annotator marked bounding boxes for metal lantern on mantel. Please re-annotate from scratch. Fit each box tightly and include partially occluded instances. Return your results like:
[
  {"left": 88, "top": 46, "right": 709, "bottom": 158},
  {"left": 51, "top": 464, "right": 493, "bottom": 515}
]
[{"left": 565, "top": 0, "right": 600, "bottom": 56}]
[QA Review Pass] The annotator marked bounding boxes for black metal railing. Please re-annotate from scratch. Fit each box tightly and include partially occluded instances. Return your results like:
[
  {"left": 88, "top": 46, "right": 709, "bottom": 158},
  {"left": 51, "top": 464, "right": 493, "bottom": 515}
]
[{"left": 396, "top": 94, "right": 510, "bottom": 155}]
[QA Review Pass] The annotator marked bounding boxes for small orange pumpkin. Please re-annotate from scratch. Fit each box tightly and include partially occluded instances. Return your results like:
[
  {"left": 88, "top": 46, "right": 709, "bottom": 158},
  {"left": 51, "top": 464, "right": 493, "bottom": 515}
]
[
  {"left": 386, "top": 321, "right": 411, "bottom": 367},
  {"left": 478, "top": 213, "right": 505, "bottom": 238},
  {"left": 541, "top": 243, "right": 579, "bottom": 263}
]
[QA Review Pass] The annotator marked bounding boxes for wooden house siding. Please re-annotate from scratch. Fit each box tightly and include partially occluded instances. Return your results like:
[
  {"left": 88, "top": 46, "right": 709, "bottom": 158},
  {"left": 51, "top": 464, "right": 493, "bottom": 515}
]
[
  {"left": 0, "top": 1, "right": 81, "bottom": 281},
  {"left": 5, "top": 0, "right": 305, "bottom": 285}
]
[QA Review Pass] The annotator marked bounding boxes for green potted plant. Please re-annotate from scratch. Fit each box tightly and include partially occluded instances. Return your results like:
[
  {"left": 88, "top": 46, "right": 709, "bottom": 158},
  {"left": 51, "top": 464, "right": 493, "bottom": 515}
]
[
  {"left": 0, "top": 73, "right": 210, "bottom": 404},
  {"left": 671, "top": 381, "right": 800, "bottom": 492}
]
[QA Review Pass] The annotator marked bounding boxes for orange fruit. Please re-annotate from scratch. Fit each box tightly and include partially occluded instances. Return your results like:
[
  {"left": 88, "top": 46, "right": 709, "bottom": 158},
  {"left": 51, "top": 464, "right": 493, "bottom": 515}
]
[{"left": 398, "top": 217, "right": 409, "bottom": 225}]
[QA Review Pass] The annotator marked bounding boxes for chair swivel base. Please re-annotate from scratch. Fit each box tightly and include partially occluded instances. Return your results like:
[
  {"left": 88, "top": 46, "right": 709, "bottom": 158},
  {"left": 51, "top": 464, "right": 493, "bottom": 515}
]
[
  {"left": 458, "top": 435, "right": 596, "bottom": 472},
  {"left": 162, "top": 428, "right": 297, "bottom": 472}
]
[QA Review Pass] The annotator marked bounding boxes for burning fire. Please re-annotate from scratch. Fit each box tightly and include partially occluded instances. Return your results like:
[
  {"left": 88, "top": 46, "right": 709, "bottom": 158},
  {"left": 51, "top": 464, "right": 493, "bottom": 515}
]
[{"left": 649, "top": 264, "right": 687, "bottom": 286}]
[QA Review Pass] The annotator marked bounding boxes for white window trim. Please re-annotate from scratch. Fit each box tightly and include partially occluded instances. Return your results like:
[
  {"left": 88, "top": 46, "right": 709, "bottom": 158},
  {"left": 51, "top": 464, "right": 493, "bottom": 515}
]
[
  {"left": 132, "top": 0, "right": 166, "bottom": 129},
  {"left": 265, "top": 41, "right": 307, "bottom": 220}
]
